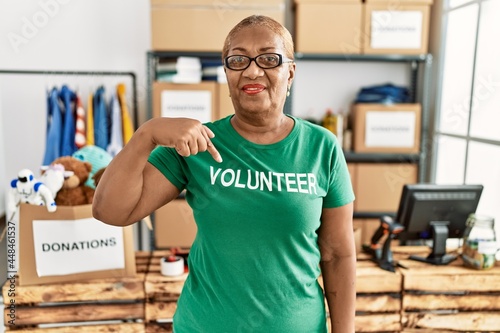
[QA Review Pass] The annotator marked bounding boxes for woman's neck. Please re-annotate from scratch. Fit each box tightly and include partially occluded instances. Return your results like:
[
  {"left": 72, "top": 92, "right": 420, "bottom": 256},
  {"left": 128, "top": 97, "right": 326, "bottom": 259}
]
[{"left": 230, "top": 113, "right": 293, "bottom": 144}]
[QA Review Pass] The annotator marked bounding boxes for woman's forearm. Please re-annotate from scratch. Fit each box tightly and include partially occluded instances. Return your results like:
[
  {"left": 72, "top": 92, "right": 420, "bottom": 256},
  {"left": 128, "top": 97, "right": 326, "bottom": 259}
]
[{"left": 321, "top": 253, "right": 356, "bottom": 333}]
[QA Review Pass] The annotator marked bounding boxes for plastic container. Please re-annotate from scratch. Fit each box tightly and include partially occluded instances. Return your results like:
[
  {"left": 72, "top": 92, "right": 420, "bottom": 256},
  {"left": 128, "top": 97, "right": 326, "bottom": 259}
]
[
  {"left": 461, "top": 214, "right": 498, "bottom": 270},
  {"left": 322, "top": 109, "right": 344, "bottom": 146},
  {"left": 161, "top": 255, "right": 185, "bottom": 276}
]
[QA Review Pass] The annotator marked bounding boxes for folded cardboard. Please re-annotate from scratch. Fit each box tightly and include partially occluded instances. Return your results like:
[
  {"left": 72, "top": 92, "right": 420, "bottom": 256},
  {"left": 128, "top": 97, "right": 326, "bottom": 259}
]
[
  {"left": 353, "top": 218, "right": 380, "bottom": 247},
  {"left": 18, "top": 204, "right": 136, "bottom": 286},
  {"left": 353, "top": 163, "right": 417, "bottom": 212},
  {"left": 151, "top": 0, "right": 286, "bottom": 51},
  {"left": 363, "top": 0, "right": 433, "bottom": 55},
  {"left": 154, "top": 199, "right": 197, "bottom": 249},
  {"left": 353, "top": 226, "right": 362, "bottom": 254},
  {"left": 347, "top": 163, "right": 356, "bottom": 185},
  {"left": 352, "top": 103, "right": 421, "bottom": 153},
  {"left": 294, "top": 0, "right": 363, "bottom": 54}
]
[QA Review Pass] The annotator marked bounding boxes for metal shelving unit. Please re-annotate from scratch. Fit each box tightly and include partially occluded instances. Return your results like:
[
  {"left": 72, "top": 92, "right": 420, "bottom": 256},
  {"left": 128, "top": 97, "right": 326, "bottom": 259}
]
[
  {"left": 146, "top": 51, "right": 223, "bottom": 119},
  {"left": 147, "top": 51, "right": 433, "bottom": 179},
  {"left": 146, "top": 51, "right": 433, "bottom": 223},
  {"left": 293, "top": 53, "right": 433, "bottom": 183}
]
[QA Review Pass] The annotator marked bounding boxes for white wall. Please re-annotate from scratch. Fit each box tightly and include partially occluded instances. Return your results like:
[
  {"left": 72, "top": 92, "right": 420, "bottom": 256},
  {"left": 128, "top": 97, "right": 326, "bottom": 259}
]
[
  {"left": 0, "top": 0, "right": 150, "bottom": 183},
  {"left": 0, "top": 0, "right": 151, "bottom": 250},
  {"left": 0, "top": 93, "right": 5, "bottom": 216}
]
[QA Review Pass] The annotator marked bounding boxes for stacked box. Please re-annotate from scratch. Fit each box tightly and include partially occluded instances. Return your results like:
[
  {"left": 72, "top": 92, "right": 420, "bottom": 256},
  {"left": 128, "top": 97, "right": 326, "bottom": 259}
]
[
  {"left": 363, "top": 0, "right": 433, "bottom": 55},
  {"left": 217, "top": 83, "right": 234, "bottom": 119},
  {"left": 154, "top": 199, "right": 197, "bottom": 249},
  {"left": 294, "top": 0, "right": 363, "bottom": 54},
  {"left": 353, "top": 163, "right": 418, "bottom": 213},
  {"left": 153, "top": 81, "right": 234, "bottom": 123},
  {"left": 153, "top": 81, "right": 218, "bottom": 122},
  {"left": 294, "top": 0, "right": 433, "bottom": 55},
  {"left": 150, "top": 0, "right": 286, "bottom": 52},
  {"left": 352, "top": 103, "right": 421, "bottom": 154}
]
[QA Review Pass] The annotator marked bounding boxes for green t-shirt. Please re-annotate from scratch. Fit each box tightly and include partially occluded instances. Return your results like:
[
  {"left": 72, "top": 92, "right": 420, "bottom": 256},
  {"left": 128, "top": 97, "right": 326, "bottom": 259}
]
[{"left": 148, "top": 115, "right": 354, "bottom": 333}]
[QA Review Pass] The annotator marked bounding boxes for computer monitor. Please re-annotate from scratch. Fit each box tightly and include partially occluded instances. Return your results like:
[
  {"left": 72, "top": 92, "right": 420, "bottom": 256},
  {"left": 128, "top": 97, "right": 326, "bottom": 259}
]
[{"left": 396, "top": 184, "right": 483, "bottom": 265}]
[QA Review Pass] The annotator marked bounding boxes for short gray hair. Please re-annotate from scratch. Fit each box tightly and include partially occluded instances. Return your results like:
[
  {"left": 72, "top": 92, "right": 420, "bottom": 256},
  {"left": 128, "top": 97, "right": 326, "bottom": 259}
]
[{"left": 222, "top": 15, "right": 294, "bottom": 61}]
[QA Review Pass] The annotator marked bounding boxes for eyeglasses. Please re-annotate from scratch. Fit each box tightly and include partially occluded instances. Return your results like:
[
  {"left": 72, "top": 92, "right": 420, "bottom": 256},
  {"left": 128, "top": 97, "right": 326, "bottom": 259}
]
[{"left": 224, "top": 53, "right": 294, "bottom": 71}]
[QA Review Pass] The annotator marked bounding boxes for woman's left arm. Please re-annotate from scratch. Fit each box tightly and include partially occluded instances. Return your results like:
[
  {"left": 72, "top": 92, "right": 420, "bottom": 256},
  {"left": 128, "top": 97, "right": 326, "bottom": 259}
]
[{"left": 318, "top": 202, "right": 356, "bottom": 333}]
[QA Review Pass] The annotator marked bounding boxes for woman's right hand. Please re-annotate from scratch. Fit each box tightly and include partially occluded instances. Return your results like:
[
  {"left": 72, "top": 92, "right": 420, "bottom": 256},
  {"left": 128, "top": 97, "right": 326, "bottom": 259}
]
[
  {"left": 147, "top": 117, "right": 222, "bottom": 163},
  {"left": 93, "top": 117, "right": 222, "bottom": 226}
]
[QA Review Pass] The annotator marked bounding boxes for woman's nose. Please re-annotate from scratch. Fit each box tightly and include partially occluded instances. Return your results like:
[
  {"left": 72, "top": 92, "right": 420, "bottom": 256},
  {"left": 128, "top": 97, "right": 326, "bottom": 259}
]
[{"left": 243, "top": 60, "right": 264, "bottom": 79}]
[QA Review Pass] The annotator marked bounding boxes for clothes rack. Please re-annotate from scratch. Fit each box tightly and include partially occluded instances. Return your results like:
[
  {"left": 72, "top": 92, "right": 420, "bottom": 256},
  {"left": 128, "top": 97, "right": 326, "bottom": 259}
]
[
  {"left": 0, "top": 69, "right": 143, "bottom": 249},
  {"left": 0, "top": 69, "right": 139, "bottom": 128}
]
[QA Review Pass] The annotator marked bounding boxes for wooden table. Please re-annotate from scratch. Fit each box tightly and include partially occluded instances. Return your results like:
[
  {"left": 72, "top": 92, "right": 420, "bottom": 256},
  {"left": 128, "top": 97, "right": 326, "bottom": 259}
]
[{"left": 3, "top": 249, "right": 499, "bottom": 332}]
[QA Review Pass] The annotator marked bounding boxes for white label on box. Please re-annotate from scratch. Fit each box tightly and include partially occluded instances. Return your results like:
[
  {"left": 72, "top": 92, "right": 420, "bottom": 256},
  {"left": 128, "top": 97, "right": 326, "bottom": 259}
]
[
  {"left": 365, "top": 111, "right": 416, "bottom": 147},
  {"left": 32, "top": 218, "right": 125, "bottom": 277},
  {"left": 371, "top": 11, "right": 423, "bottom": 49},
  {"left": 161, "top": 90, "right": 211, "bottom": 123}
]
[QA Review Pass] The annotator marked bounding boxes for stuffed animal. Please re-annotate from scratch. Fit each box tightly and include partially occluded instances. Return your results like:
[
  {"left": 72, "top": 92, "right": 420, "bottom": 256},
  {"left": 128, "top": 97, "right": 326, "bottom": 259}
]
[
  {"left": 49, "top": 156, "right": 95, "bottom": 206},
  {"left": 92, "top": 167, "right": 106, "bottom": 188},
  {"left": 72, "top": 145, "right": 112, "bottom": 189},
  {"left": 7, "top": 168, "right": 57, "bottom": 219},
  {"left": 39, "top": 163, "right": 74, "bottom": 199}
]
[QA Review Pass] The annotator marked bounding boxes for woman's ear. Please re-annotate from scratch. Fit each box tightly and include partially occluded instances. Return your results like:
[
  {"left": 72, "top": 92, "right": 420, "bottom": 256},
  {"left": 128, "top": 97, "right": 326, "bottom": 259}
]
[{"left": 287, "top": 62, "right": 296, "bottom": 85}]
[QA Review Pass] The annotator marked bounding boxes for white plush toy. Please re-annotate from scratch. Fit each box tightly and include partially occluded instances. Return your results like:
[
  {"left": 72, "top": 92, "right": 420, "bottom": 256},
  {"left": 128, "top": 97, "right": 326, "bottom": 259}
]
[
  {"left": 40, "top": 163, "right": 74, "bottom": 199},
  {"left": 7, "top": 168, "right": 57, "bottom": 220}
]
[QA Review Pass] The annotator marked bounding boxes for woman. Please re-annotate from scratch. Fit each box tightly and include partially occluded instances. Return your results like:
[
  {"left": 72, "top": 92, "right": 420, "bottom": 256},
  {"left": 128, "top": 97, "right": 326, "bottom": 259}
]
[{"left": 93, "top": 15, "right": 356, "bottom": 333}]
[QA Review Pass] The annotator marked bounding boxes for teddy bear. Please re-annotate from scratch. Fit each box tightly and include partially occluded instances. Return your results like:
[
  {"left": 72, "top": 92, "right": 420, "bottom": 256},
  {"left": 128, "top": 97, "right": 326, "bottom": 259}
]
[
  {"left": 92, "top": 167, "right": 106, "bottom": 188},
  {"left": 49, "top": 156, "right": 95, "bottom": 206},
  {"left": 72, "top": 145, "right": 113, "bottom": 189}
]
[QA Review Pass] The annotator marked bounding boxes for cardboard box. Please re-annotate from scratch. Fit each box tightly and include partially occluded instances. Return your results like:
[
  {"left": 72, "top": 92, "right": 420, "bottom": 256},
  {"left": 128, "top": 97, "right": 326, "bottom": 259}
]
[
  {"left": 18, "top": 204, "right": 136, "bottom": 286},
  {"left": 354, "top": 163, "right": 417, "bottom": 212},
  {"left": 294, "top": 0, "right": 363, "bottom": 54},
  {"left": 363, "top": 0, "right": 433, "bottom": 55},
  {"left": 217, "top": 83, "right": 234, "bottom": 120},
  {"left": 153, "top": 81, "right": 217, "bottom": 122},
  {"left": 151, "top": 0, "right": 286, "bottom": 51},
  {"left": 154, "top": 199, "right": 197, "bottom": 249},
  {"left": 347, "top": 162, "right": 357, "bottom": 209},
  {"left": 352, "top": 103, "right": 421, "bottom": 153},
  {"left": 353, "top": 226, "right": 362, "bottom": 255},
  {"left": 354, "top": 218, "right": 380, "bottom": 247}
]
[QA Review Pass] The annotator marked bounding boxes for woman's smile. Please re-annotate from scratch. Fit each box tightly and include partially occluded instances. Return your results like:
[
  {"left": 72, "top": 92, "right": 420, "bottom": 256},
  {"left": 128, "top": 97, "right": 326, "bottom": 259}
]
[{"left": 242, "top": 83, "right": 266, "bottom": 95}]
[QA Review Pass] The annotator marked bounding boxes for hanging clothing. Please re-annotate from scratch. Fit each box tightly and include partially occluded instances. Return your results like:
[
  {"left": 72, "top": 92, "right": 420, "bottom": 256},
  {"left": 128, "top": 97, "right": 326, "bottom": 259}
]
[
  {"left": 86, "top": 93, "right": 95, "bottom": 146},
  {"left": 117, "top": 83, "right": 134, "bottom": 144},
  {"left": 59, "top": 85, "right": 77, "bottom": 156},
  {"left": 42, "top": 88, "right": 63, "bottom": 165},
  {"left": 93, "top": 86, "right": 109, "bottom": 151},
  {"left": 107, "top": 94, "right": 123, "bottom": 157},
  {"left": 354, "top": 83, "right": 410, "bottom": 104},
  {"left": 75, "top": 94, "right": 86, "bottom": 149}
]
